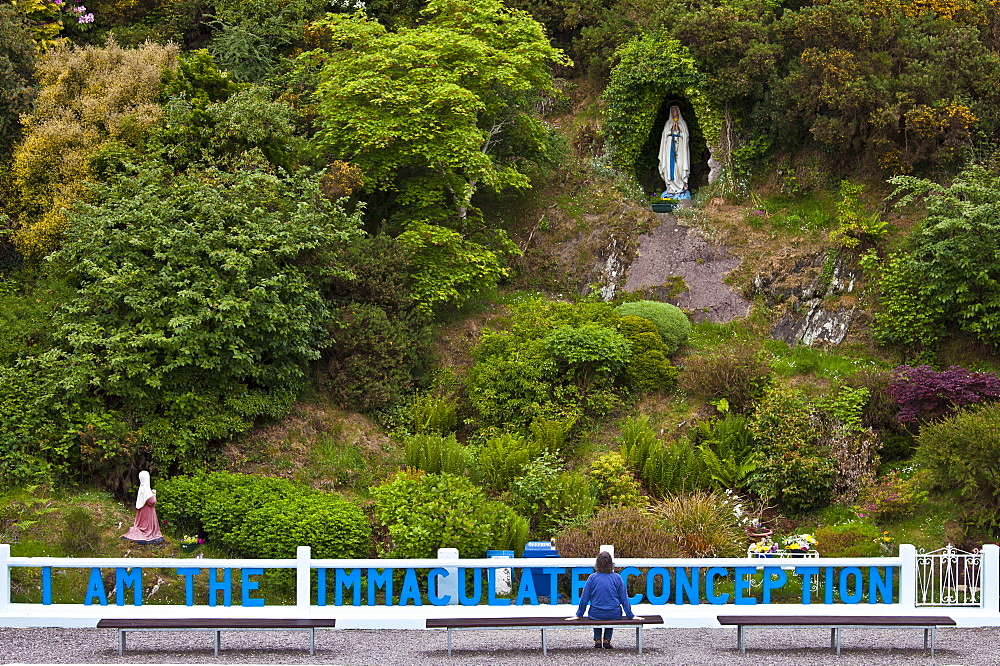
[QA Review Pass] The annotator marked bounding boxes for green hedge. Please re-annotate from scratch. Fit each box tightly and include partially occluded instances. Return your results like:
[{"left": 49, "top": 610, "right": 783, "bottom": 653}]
[{"left": 157, "top": 471, "right": 371, "bottom": 557}]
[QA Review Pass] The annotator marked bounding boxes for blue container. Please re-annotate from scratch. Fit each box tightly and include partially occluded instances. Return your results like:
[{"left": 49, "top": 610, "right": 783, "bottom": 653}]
[{"left": 522, "top": 540, "right": 560, "bottom": 600}]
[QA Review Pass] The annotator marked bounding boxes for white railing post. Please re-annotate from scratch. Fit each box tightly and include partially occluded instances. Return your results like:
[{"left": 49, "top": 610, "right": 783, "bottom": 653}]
[
  {"left": 437, "top": 548, "right": 460, "bottom": 605},
  {"left": 981, "top": 543, "right": 999, "bottom": 613},
  {"left": 296, "top": 546, "right": 311, "bottom": 611},
  {"left": 0, "top": 544, "right": 9, "bottom": 612},
  {"left": 899, "top": 543, "right": 917, "bottom": 610}
]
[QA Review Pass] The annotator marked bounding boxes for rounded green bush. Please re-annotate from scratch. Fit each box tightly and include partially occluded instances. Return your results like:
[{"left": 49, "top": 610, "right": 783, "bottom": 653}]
[
  {"left": 372, "top": 470, "right": 529, "bottom": 558},
  {"left": 814, "top": 522, "right": 882, "bottom": 557},
  {"left": 615, "top": 301, "right": 691, "bottom": 354},
  {"left": 231, "top": 493, "right": 371, "bottom": 559}
]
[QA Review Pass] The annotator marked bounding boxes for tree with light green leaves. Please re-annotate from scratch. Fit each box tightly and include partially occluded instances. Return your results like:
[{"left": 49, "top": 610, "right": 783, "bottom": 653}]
[{"left": 301, "top": 0, "right": 569, "bottom": 229}]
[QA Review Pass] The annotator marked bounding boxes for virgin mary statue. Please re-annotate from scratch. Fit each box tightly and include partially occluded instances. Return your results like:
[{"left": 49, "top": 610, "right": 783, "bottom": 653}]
[
  {"left": 122, "top": 470, "right": 164, "bottom": 544},
  {"left": 658, "top": 105, "right": 690, "bottom": 196}
]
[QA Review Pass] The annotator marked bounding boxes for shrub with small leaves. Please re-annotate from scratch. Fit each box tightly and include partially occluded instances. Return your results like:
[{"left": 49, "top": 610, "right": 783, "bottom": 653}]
[
  {"left": 615, "top": 315, "right": 678, "bottom": 392},
  {"left": 888, "top": 364, "right": 1000, "bottom": 424},
  {"left": 853, "top": 469, "right": 929, "bottom": 522},
  {"left": 231, "top": 493, "right": 371, "bottom": 559},
  {"left": 814, "top": 521, "right": 883, "bottom": 557},
  {"left": 589, "top": 451, "right": 644, "bottom": 507},
  {"left": 681, "top": 340, "right": 773, "bottom": 414},
  {"left": 555, "top": 505, "right": 678, "bottom": 558},
  {"left": 372, "top": 470, "right": 528, "bottom": 557},
  {"left": 749, "top": 386, "right": 834, "bottom": 514},
  {"left": 915, "top": 403, "right": 1000, "bottom": 529},
  {"left": 615, "top": 301, "right": 691, "bottom": 354}
]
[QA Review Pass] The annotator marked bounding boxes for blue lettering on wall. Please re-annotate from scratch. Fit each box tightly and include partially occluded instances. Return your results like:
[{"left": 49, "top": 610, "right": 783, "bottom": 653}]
[
  {"left": 241, "top": 568, "right": 264, "bottom": 607},
  {"left": 399, "top": 568, "right": 422, "bottom": 606},
  {"left": 646, "top": 567, "right": 670, "bottom": 605},
  {"left": 515, "top": 569, "right": 538, "bottom": 606},
  {"left": 368, "top": 568, "right": 394, "bottom": 606},
  {"left": 761, "top": 567, "right": 787, "bottom": 604},
  {"left": 336, "top": 569, "right": 362, "bottom": 606},
  {"left": 208, "top": 568, "right": 232, "bottom": 607},
  {"left": 41, "top": 567, "right": 52, "bottom": 606},
  {"left": 619, "top": 567, "right": 643, "bottom": 605},
  {"left": 541, "top": 567, "right": 565, "bottom": 604},
  {"left": 458, "top": 568, "right": 482, "bottom": 606},
  {"left": 840, "top": 567, "right": 863, "bottom": 604},
  {"left": 675, "top": 568, "right": 699, "bottom": 605},
  {"left": 734, "top": 567, "right": 757, "bottom": 605},
  {"left": 824, "top": 567, "right": 835, "bottom": 604},
  {"left": 115, "top": 567, "right": 142, "bottom": 607},
  {"left": 177, "top": 568, "right": 200, "bottom": 606},
  {"left": 84, "top": 568, "right": 107, "bottom": 606},
  {"left": 705, "top": 567, "right": 730, "bottom": 605},
  {"left": 427, "top": 568, "right": 451, "bottom": 606},
  {"left": 798, "top": 567, "right": 820, "bottom": 604},
  {"left": 869, "top": 566, "right": 894, "bottom": 604},
  {"left": 570, "top": 568, "right": 591, "bottom": 604}
]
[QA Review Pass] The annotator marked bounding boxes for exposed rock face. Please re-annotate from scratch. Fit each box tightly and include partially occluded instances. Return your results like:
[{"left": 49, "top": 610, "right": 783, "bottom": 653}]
[
  {"left": 623, "top": 213, "right": 750, "bottom": 323},
  {"left": 593, "top": 232, "right": 629, "bottom": 300},
  {"left": 755, "top": 253, "right": 860, "bottom": 346}
]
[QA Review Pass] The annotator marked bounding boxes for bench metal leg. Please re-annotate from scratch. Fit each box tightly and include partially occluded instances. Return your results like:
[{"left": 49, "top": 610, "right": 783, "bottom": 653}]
[
  {"left": 214, "top": 630, "right": 220, "bottom": 657},
  {"left": 637, "top": 625, "right": 643, "bottom": 655},
  {"left": 310, "top": 628, "right": 315, "bottom": 656},
  {"left": 737, "top": 625, "right": 745, "bottom": 655},
  {"left": 447, "top": 628, "right": 452, "bottom": 657},
  {"left": 118, "top": 629, "right": 125, "bottom": 656},
  {"left": 834, "top": 627, "right": 841, "bottom": 656},
  {"left": 541, "top": 628, "right": 547, "bottom": 656},
  {"left": 931, "top": 626, "right": 936, "bottom": 657},
  {"left": 830, "top": 628, "right": 836, "bottom": 651}
]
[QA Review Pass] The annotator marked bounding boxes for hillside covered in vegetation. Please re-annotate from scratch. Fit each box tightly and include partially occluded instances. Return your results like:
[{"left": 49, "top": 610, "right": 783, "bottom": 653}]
[{"left": 2, "top": 0, "right": 1000, "bottom": 586}]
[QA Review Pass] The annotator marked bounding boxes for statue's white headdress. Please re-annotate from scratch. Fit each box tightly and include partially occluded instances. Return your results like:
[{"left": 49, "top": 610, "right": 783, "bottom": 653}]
[{"left": 135, "top": 470, "right": 154, "bottom": 509}]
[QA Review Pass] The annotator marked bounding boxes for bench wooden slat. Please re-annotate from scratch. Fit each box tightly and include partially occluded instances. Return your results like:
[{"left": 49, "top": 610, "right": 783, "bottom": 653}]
[
  {"left": 97, "top": 618, "right": 336, "bottom": 629},
  {"left": 427, "top": 615, "right": 662, "bottom": 629},
  {"left": 717, "top": 615, "right": 955, "bottom": 627}
]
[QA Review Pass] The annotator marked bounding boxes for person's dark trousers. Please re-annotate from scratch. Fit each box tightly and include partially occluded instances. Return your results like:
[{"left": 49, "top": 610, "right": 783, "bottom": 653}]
[{"left": 592, "top": 627, "right": 613, "bottom": 640}]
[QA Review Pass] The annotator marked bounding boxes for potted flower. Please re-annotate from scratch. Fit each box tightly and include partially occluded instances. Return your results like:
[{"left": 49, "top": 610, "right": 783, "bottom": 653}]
[
  {"left": 782, "top": 533, "right": 817, "bottom": 556},
  {"left": 746, "top": 519, "right": 772, "bottom": 539},
  {"left": 748, "top": 539, "right": 778, "bottom": 558},
  {"left": 179, "top": 535, "right": 204, "bottom": 553}
]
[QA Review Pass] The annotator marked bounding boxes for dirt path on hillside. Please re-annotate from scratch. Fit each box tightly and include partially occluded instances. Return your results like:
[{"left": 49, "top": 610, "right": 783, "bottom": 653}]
[{"left": 624, "top": 212, "right": 750, "bottom": 323}]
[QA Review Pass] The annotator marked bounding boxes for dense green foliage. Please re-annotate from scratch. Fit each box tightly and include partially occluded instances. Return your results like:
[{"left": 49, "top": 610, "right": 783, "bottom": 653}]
[
  {"left": 915, "top": 404, "right": 1000, "bottom": 530},
  {"left": 157, "top": 472, "right": 371, "bottom": 558},
  {"left": 302, "top": 0, "right": 568, "bottom": 227},
  {"left": 615, "top": 301, "right": 691, "bottom": 354},
  {"left": 872, "top": 167, "right": 1000, "bottom": 351},
  {"left": 372, "top": 470, "right": 529, "bottom": 557},
  {"left": 0, "top": 6, "right": 35, "bottom": 159},
  {"left": 1, "top": 0, "right": 999, "bottom": 559}
]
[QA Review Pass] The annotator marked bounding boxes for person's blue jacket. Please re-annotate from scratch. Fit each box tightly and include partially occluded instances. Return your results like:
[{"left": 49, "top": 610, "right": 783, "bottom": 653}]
[{"left": 576, "top": 571, "right": 633, "bottom": 620}]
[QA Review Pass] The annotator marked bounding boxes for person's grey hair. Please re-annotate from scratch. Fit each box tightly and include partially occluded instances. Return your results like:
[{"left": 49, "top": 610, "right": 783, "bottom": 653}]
[{"left": 595, "top": 550, "right": 614, "bottom": 573}]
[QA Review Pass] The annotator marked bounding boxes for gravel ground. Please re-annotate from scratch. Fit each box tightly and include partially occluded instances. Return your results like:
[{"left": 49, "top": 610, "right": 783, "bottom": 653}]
[{"left": 2, "top": 626, "right": 997, "bottom": 665}]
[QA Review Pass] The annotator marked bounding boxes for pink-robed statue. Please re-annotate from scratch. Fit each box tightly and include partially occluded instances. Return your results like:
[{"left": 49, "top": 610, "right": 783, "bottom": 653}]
[{"left": 122, "top": 470, "right": 164, "bottom": 544}]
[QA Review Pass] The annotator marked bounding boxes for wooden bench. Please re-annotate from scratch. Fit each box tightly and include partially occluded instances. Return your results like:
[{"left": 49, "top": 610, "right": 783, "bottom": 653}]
[
  {"left": 426, "top": 615, "right": 663, "bottom": 656},
  {"left": 717, "top": 615, "right": 956, "bottom": 656},
  {"left": 96, "top": 618, "right": 337, "bottom": 656}
]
